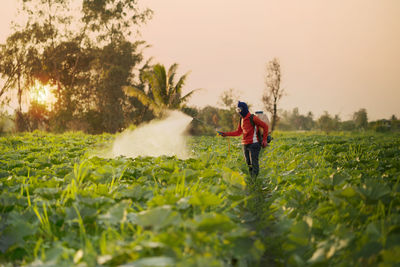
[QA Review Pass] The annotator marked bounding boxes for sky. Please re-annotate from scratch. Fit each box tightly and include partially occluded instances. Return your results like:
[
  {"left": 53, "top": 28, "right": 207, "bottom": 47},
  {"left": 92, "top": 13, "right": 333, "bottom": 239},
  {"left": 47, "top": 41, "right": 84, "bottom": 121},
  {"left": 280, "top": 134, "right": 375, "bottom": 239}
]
[{"left": 1, "top": 0, "right": 400, "bottom": 121}]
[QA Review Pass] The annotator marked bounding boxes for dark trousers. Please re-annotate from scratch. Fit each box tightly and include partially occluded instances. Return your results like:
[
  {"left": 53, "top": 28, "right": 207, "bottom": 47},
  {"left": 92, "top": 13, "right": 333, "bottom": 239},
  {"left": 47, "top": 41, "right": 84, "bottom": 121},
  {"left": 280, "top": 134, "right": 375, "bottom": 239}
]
[{"left": 243, "top": 142, "right": 261, "bottom": 177}]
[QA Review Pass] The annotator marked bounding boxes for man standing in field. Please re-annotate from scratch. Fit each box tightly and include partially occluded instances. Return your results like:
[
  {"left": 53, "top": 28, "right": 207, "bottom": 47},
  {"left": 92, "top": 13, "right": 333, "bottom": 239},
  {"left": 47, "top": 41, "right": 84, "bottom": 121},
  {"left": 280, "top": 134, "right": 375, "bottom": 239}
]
[{"left": 217, "top": 101, "right": 269, "bottom": 178}]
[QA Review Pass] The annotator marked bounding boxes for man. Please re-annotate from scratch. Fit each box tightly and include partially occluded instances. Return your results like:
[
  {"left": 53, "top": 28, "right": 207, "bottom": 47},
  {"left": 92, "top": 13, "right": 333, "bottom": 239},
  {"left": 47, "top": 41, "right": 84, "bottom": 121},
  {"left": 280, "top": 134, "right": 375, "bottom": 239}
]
[{"left": 217, "top": 101, "right": 269, "bottom": 178}]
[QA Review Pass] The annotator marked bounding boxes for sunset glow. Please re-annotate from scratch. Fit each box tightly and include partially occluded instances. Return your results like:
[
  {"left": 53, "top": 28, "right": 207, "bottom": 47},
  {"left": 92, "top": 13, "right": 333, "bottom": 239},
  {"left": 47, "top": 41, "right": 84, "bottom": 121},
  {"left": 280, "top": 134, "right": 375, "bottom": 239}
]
[{"left": 29, "top": 81, "right": 56, "bottom": 106}]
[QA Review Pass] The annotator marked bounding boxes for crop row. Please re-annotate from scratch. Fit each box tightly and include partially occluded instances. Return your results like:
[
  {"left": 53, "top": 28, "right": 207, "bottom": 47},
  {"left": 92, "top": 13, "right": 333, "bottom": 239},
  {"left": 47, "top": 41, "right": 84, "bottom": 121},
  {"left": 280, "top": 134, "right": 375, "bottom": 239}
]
[
  {"left": 0, "top": 131, "right": 399, "bottom": 266},
  {"left": 0, "top": 132, "right": 264, "bottom": 266}
]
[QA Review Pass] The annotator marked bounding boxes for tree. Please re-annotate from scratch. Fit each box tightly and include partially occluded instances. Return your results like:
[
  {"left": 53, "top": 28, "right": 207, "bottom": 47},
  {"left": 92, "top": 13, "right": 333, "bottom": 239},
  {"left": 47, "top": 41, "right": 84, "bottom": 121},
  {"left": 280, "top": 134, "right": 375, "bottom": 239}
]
[
  {"left": 318, "top": 111, "right": 340, "bottom": 133},
  {"left": 262, "top": 58, "right": 284, "bottom": 132},
  {"left": 0, "top": 28, "right": 43, "bottom": 112},
  {"left": 353, "top": 108, "right": 368, "bottom": 130},
  {"left": 277, "top": 108, "right": 315, "bottom": 131},
  {"left": 1, "top": 0, "right": 153, "bottom": 133},
  {"left": 81, "top": 0, "right": 152, "bottom": 44},
  {"left": 27, "top": 101, "right": 49, "bottom": 131},
  {"left": 219, "top": 88, "right": 241, "bottom": 110},
  {"left": 123, "top": 63, "right": 199, "bottom": 116},
  {"left": 305, "top": 111, "right": 315, "bottom": 130},
  {"left": 340, "top": 120, "right": 356, "bottom": 131},
  {"left": 219, "top": 88, "right": 240, "bottom": 129}
]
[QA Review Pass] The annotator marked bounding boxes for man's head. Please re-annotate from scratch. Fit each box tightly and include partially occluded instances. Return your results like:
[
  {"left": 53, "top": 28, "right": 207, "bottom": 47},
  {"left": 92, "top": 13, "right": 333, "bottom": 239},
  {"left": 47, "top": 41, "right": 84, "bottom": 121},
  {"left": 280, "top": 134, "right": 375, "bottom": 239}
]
[{"left": 237, "top": 101, "right": 249, "bottom": 117}]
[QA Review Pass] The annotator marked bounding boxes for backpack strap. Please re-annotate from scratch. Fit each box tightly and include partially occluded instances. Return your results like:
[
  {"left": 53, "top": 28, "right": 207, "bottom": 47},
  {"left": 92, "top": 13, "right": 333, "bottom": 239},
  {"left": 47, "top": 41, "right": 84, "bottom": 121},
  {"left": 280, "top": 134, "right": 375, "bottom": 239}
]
[
  {"left": 249, "top": 114, "right": 255, "bottom": 127},
  {"left": 249, "top": 114, "right": 263, "bottom": 144},
  {"left": 240, "top": 114, "right": 256, "bottom": 127}
]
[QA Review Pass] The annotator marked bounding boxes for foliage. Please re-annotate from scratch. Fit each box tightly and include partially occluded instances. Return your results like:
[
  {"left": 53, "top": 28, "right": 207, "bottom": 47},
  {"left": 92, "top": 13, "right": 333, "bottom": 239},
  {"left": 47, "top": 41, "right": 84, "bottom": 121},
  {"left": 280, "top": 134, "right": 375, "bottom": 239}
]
[
  {"left": 0, "top": 27, "right": 42, "bottom": 111},
  {"left": 368, "top": 115, "right": 400, "bottom": 133},
  {"left": 340, "top": 120, "right": 356, "bottom": 131},
  {"left": 0, "top": 132, "right": 399, "bottom": 266},
  {"left": 317, "top": 111, "right": 340, "bottom": 133},
  {"left": 0, "top": 113, "right": 13, "bottom": 133},
  {"left": 0, "top": 0, "right": 153, "bottom": 133},
  {"left": 264, "top": 132, "right": 400, "bottom": 266},
  {"left": 0, "top": 132, "right": 264, "bottom": 266},
  {"left": 186, "top": 106, "right": 239, "bottom": 136},
  {"left": 274, "top": 108, "right": 399, "bottom": 133},
  {"left": 26, "top": 101, "right": 49, "bottom": 131},
  {"left": 278, "top": 108, "right": 315, "bottom": 131},
  {"left": 219, "top": 88, "right": 241, "bottom": 111},
  {"left": 123, "top": 63, "right": 199, "bottom": 116},
  {"left": 353, "top": 108, "right": 368, "bottom": 130},
  {"left": 187, "top": 89, "right": 240, "bottom": 135}
]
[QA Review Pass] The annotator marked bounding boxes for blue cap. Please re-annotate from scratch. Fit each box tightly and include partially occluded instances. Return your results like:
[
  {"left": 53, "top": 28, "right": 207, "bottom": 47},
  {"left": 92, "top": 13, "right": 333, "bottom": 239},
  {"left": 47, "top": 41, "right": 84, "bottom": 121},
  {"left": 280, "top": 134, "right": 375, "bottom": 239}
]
[{"left": 237, "top": 101, "right": 249, "bottom": 117}]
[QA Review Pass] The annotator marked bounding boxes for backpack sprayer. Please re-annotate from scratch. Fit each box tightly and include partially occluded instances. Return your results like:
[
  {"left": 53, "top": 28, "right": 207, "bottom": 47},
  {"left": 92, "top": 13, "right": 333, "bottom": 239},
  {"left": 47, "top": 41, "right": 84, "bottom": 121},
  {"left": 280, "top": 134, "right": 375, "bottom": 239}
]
[{"left": 255, "top": 111, "right": 273, "bottom": 144}]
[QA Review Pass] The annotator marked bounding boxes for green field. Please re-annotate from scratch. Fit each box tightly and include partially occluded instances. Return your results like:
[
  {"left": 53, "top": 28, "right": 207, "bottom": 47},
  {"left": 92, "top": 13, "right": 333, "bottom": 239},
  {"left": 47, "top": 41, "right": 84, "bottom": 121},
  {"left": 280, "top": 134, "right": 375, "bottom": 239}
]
[{"left": 0, "top": 132, "right": 399, "bottom": 266}]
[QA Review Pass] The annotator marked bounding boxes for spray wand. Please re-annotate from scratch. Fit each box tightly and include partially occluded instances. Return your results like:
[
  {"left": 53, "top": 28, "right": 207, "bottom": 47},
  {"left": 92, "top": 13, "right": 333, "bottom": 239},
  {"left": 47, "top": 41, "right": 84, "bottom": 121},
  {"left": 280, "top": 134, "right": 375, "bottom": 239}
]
[
  {"left": 190, "top": 117, "right": 221, "bottom": 135},
  {"left": 191, "top": 117, "right": 213, "bottom": 128}
]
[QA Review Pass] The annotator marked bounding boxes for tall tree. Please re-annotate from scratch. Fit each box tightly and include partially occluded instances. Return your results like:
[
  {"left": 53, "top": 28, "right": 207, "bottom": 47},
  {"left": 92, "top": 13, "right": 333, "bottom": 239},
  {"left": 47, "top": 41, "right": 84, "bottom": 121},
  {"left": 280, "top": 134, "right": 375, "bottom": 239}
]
[
  {"left": 0, "top": 0, "right": 153, "bottom": 133},
  {"left": 0, "top": 26, "right": 44, "bottom": 112},
  {"left": 219, "top": 88, "right": 240, "bottom": 110},
  {"left": 318, "top": 111, "right": 340, "bottom": 133},
  {"left": 123, "top": 63, "right": 199, "bottom": 116},
  {"left": 262, "top": 58, "right": 284, "bottom": 131},
  {"left": 219, "top": 88, "right": 240, "bottom": 129},
  {"left": 353, "top": 108, "right": 368, "bottom": 130}
]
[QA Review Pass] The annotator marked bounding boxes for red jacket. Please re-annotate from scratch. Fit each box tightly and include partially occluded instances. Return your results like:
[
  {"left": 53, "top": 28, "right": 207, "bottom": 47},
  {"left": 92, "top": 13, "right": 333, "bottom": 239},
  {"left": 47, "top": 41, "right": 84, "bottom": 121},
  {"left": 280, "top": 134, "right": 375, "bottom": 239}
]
[{"left": 224, "top": 113, "right": 269, "bottom": 145}]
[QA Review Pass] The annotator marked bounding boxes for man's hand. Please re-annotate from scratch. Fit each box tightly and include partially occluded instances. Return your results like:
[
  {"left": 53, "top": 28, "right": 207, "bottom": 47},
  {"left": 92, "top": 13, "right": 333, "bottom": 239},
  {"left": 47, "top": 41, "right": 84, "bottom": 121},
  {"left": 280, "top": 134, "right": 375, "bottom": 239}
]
[
  {"left": 217, "top": 131, "right": 226, "bottom": 137},
  {"left": 262, "top": 140, "right": 268, "bottom": 148}
]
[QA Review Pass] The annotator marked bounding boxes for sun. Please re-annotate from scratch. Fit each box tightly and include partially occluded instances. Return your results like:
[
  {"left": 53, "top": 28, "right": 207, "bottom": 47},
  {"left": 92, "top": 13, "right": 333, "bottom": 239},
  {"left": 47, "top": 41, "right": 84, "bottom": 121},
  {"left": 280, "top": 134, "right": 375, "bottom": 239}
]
[{"left": 29, "top": 81, "right": 56, "bottom": 106}]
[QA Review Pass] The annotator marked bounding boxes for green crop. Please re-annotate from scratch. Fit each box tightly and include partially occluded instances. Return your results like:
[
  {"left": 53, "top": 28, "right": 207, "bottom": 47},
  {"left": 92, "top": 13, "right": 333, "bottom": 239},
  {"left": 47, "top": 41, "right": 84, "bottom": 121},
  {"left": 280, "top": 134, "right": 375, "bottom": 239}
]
[{"left": 0, "top": 131, "right": 399, "bottom": 266}]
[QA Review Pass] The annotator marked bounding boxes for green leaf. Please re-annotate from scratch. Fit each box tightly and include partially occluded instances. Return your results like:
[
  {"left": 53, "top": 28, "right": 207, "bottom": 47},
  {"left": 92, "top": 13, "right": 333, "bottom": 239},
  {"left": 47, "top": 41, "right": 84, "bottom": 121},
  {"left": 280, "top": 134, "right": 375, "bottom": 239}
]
[
  {"left": 308, "top": 247, "right": 326, "bottom": 264},
  {"left": 135, "top": 205, "right": 180, "bottom": 231},
  {"left": 381, "top": 246, "right": 400, "bottom": 263},
  {"left": 339, "top": 186, "right": 357, "bottom": 198},
  {"left": 332, "top": 173, "right": 347, "bottom": 186},
  {"left": 33, "top": 187, "right": 61, "bottom": 199},
  {"left": 366, "top": 222, "right": 381, "bottom": 241},
  {"left": 357, "top": 241, "right": 382, "bottom": 258},
  {"left": 194, "top": 213, "right": 234, "bottom": 233},
  {"left": 0, "top": 219, "right": 36, "bottom": 253},
  {"left": 222, "top": 167, "right": 245, "bottom": 189},
  {"left": 358, "top": 180, "right": 391, "bottom": 201},
  {"left": 0, "top": 170, "right": 9, "bottom": 178},
  {"left": 230, "top": 237, "right": 255, "bottom": 257},
  {"left": 288, "top": 221, "right": 309, "bottom": 246},
  {"left": 98, "top": 201, "right": 130, "bottom": 226},
  {"left": 189, "top": 191, "right": 223, "bottom": 209}
]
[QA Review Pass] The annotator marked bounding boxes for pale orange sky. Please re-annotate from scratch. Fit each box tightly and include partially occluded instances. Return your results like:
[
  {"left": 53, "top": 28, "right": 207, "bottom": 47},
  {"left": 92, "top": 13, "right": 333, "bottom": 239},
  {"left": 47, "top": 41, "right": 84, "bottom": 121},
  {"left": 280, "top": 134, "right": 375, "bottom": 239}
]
[{"left": 1, "top": 0, "right": 400, "bottom": 120}]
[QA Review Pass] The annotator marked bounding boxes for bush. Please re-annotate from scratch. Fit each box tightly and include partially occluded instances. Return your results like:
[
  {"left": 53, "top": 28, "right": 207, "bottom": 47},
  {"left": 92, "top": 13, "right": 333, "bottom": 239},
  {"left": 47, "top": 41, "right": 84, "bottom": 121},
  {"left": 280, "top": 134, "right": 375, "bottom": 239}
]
[
  {"left": 15, "top": 111, "right": 30, "bottom": 132},
  {"left": 374, "top": 125, "right": 391, "bottom": 133},
  {"left": 0, "top": 114, "right": 14, "bottom": 133}
]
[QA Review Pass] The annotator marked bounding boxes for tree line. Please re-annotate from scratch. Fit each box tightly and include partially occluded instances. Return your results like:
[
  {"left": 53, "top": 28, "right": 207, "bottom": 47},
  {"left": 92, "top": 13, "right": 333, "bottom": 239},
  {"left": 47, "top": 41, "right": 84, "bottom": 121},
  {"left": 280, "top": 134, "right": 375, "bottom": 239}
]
[
  {"left": 277, "top": 108, "right": 400, "bottom": 133},
  {"left": 182, "top": 93, "right": 400, "bottom": 135}
]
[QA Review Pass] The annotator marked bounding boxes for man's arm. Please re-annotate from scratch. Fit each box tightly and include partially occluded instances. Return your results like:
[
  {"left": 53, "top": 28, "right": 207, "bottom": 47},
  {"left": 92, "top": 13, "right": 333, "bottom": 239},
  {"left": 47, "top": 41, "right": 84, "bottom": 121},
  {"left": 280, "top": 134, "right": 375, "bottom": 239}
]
[{"left": 223, "top": 121, "right": 243, "bottom": 136}]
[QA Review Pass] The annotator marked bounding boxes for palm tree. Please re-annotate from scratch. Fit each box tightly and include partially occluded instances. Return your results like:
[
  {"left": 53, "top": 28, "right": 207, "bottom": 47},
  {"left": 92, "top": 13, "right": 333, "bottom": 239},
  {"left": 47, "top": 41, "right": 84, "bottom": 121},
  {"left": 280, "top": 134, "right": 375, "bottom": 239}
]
[{"left": 123, "top": 63, "right": 199, "bottom": 116}]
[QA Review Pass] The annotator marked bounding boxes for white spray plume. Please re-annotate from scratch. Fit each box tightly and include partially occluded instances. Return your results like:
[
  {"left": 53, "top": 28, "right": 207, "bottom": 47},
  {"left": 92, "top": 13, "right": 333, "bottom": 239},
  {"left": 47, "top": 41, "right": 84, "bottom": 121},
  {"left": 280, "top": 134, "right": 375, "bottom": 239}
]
[{"left": 109, "top": 110, "right": 192, "bottom": 159}]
